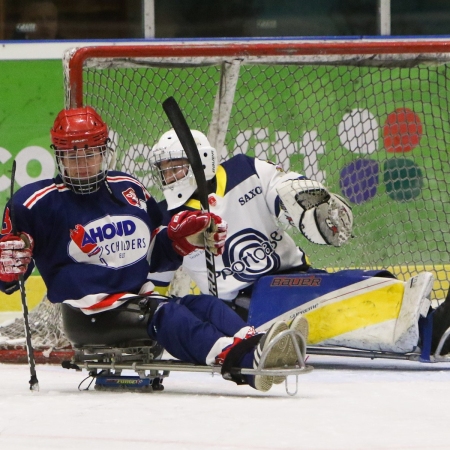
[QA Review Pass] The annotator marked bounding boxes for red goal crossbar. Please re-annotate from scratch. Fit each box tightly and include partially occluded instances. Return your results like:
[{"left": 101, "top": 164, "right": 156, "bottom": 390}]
[{"left": 66, "top": 39, "right": 450, "bottom": 107}]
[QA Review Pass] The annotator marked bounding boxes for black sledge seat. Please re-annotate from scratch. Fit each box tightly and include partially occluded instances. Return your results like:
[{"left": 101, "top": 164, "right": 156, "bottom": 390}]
[{"left": 61, "top": 299, "right": 154, "bottom": 348}]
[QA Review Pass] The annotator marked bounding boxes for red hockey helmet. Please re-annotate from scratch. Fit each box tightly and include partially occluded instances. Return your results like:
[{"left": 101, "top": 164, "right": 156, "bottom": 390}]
[
  {"left": 51, "top": 107, "right": 113, "bottom": 194},
  {"left": 50, "top": 106, "right": 108, "bottom": 150}
]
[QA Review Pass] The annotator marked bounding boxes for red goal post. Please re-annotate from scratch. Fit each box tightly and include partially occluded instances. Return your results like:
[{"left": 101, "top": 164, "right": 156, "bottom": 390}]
[{"left": 2, "top": 39, "right": 450, "bottom": 363}]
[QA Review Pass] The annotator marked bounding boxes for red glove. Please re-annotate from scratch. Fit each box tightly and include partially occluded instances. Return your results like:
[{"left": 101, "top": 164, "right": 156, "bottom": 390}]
[
  {"left": 168, "top": 210, "right": 228, "bottom": 257},
  {"left": 0, "top": 233, "right": 34, "bottom": 283}
]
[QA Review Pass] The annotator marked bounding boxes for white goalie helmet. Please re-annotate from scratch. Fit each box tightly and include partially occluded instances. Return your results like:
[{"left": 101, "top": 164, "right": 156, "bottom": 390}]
[{"left": 149, "top": 129, "right": 218, "bottom": 210}]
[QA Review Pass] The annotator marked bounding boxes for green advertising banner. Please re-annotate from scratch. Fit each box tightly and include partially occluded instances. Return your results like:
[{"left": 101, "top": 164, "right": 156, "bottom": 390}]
[
  {"left": 0, "top": 59, "right": 63, "bottom": 311},
  {"left": 0, "top": 59, "right": 63, "bottom": 204}
]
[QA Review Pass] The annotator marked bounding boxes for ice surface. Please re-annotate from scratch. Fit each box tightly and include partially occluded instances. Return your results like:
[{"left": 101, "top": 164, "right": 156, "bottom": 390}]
[{"left": 1, "top": 354, "right": 450, "bottom": 450}]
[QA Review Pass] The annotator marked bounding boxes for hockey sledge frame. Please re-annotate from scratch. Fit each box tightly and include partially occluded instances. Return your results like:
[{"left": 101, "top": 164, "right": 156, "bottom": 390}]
[
  {"left": 306, "top": 327, "right": 450, "bottom": 364},
  {"left": 62, "top": 329, "right": 312, "bottom": 395}
]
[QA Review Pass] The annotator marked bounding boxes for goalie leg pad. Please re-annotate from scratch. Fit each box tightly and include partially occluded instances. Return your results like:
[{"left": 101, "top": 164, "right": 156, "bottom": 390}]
[
  {"left": 248, "top": 271, "right": 433, "bottom": 353},
  {"left": 393, "top": 272, "right": 433, "bottom": 352}
]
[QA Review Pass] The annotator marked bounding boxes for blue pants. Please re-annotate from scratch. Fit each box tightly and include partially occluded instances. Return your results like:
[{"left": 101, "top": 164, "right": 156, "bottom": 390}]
[{"left": 147, "top": 294, "right": 248, "bottom": 364}]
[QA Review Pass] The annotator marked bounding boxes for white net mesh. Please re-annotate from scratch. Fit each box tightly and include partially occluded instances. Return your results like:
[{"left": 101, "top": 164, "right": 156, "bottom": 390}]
[{"left": 0, "top": 298, "right": 70, "bottom": 349}]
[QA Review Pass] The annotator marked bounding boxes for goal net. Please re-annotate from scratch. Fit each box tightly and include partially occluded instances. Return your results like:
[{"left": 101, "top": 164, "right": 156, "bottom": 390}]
[
  {"left": 0, "top": 298, "right": 73, "bottom": 363},
  {"left": 2, "top": 39, "right": 449, "bottom": 361}
]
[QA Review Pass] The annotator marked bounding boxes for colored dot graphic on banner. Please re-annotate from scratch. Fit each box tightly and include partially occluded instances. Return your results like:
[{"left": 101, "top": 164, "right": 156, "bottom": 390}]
[
  {"left": 384, "top": 158, "right": 423, "bottom": 202},
  {"left": 383, "top": 108, "right": 423, "bottom": 153},
  {"left": 338, "top": 107, "right": 424, "bottom": 204},
  {"left": 340, "top": 159, "right": 379, "bottom": 204}
]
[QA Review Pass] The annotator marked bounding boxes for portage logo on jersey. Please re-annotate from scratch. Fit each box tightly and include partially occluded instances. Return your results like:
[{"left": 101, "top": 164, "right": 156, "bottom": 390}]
[
  {"left": 220, "top": 228, "right": 281, "bottom": 282},
  {"left": 68, "top": 215, "right": 150, "bottom": 268},
  {"left": 122, "top": 187, "right": 146, "bottom": 210}
]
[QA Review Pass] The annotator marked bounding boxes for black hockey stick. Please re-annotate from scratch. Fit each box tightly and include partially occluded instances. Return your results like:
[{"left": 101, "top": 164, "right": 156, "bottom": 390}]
[
  {"left": 162, "top": 97, "right": 218, "bottom": 297},
  {"left": 9, "top": 160, "right": 39, "bottom": 391}
]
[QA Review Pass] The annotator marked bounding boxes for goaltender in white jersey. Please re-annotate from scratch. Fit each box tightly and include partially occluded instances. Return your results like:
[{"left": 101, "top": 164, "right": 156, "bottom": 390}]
[{"left": 148, "top": 129, "right": 352, "bottom": 304}]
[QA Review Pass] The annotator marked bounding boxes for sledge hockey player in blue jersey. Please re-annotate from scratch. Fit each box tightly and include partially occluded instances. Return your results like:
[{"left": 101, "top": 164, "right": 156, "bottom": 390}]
[
  {"left": 0, "top": 107, "right": 308, "bottom": 392},
  {"left": 148, "top": 129, "right": 450, "bottom": 358}
]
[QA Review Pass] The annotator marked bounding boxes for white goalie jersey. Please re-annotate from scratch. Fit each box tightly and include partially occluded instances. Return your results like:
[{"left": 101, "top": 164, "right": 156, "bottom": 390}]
[{"left": 152, "top": 154, "right": 352, "bottom": 301}]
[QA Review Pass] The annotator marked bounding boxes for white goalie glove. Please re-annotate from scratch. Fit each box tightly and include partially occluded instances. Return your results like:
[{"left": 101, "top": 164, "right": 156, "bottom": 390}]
[{"left": 277, "top": 178, "right": 353, "bottom": 247}]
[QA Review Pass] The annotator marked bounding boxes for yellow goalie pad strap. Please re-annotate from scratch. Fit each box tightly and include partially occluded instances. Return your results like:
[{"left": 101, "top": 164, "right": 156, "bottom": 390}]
[{"left": 305, "top": 281, "right": 405, "bottom": 344}]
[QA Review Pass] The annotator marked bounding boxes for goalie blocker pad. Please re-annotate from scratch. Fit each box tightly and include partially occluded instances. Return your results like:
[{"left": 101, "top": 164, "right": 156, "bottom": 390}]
[{"left": 248, "top": 270, "right": 433, "bottom": 354}]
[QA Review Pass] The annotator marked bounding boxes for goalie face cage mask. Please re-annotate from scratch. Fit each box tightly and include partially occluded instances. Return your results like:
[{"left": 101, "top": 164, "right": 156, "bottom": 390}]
[
  {"left": 149, "top": 129, "right": 218, "bottom": 210},
  {"left": 149, "top": 152, "right": 197, "bottom": 210}
]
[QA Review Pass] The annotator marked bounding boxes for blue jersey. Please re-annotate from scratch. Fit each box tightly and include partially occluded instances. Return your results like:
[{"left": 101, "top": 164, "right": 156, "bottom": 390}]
[
  {"left": 0, "top": 171, "right": 181, "bottom": 311},
  {"left": 0, "top": 171, "right": 255, "bottom": 366}
]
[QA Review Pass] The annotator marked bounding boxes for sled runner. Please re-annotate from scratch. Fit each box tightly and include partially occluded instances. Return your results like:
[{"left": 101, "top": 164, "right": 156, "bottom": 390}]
[
  {"left": 59, "top": 299, "right": 311, "bottom": 395},
  {"left": 62, "top": 329, "right": 312, "bottom": 395}
]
